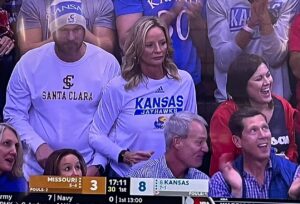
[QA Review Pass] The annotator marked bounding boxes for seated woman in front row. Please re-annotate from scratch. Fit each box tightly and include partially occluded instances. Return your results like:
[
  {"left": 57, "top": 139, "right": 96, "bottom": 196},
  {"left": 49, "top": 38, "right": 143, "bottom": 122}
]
[
  {"left": 0, "top": 123, "right": 27, "bottom": 192},
  {"left": 43, "top": 149, "right": 86, "bottom": 176},
  {"left": 209, "top": 53, "right": 298, "bottom": 176}
]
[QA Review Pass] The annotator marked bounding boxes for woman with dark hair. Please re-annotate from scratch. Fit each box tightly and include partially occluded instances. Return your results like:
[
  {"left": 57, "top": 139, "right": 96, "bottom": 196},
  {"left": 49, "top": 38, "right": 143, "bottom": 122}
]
[
  {"left": 43, "top": 149, "right": 87, "bottom": 176},
  {"left": 209, "top": 53, "right": 297, "bottom": 176},
  {"left": 0, "top": 123, "right": 27, "bottom": 192}
]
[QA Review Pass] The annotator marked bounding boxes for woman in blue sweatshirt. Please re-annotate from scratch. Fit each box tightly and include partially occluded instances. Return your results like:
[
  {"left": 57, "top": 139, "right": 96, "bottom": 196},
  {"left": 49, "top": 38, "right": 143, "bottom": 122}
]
[{"left": 0, "top": 123, "right": 27, "bottom": 192}]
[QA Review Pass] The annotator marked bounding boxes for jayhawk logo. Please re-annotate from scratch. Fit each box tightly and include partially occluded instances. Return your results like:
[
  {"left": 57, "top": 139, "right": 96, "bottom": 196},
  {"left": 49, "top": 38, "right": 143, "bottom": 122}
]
[{"left": 154, "top": 116, "right": 168, "bottom": 129}]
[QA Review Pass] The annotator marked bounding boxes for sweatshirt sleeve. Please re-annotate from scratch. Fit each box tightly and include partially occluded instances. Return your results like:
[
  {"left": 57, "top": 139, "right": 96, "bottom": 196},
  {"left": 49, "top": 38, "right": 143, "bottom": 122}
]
[
  {"left": 277, "top": 96, "right": 298, "bottom": 162},
  {"left": 209, "top": 102, "right": 240, "bottom": 176},
  {"left": 183, "top": 72, "right": 197, "bottom": 114},
  {"left": 91, "top": 152, "right": 108, "bottom": 168},
  {"left": 89, "top": 80, "right": 124, "bottom": 163},
  {"left": 3, "top": 63, "right": 46, "bottom": 153},
  {"left": 206, "top": 0, "right": 243, "bottom": 74},
  {"left": 289, "top": 14, "right": 300, "bottom": 52},
  {"left": 17, "top": 0, "right": 42, "bottom": 31},
  {"left": 260, "top": 0, "right": 299, "bottom": 67},
  {"left": 94, "top": 0, "right": 115, "bottom": 29}
]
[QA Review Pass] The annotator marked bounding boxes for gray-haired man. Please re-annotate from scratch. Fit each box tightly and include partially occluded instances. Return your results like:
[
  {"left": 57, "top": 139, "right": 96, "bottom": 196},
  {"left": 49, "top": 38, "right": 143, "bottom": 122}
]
[{"left": 128, "top": 111, "right": 209, "bottom": 179}]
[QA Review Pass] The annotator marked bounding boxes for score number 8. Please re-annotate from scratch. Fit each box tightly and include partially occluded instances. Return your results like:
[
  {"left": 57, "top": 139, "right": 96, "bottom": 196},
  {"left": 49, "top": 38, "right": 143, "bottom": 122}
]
[{"left": 138, "top": 181, "right": 146, "bottom": 192}]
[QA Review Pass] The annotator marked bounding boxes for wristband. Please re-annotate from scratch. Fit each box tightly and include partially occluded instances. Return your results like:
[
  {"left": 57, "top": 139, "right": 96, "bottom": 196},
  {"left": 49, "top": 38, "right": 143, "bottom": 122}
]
[
  {"left": 242, "top": 24, "right": 255, "bottom": 34},
  {"left": 95, "top": 165, "right": 105, "bottom": 175},
  {"left": 118, "top": 150, "right": 128, "bottom": 163}
]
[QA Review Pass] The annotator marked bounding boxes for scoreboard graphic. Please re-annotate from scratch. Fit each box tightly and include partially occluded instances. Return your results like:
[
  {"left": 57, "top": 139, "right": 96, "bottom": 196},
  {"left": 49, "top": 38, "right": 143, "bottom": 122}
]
[
  {"left": 0, "top": 176, "right": 296, "bottom": 204},
  {"left": 26, "top": 176, "right": 210, "bottom": 204}
]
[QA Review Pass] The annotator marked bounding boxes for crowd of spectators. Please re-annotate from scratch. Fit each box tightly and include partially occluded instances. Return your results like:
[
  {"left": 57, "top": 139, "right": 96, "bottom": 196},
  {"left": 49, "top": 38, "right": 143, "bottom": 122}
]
[{"left": 0, "top": 0, "right": 300, "bottom": 199}]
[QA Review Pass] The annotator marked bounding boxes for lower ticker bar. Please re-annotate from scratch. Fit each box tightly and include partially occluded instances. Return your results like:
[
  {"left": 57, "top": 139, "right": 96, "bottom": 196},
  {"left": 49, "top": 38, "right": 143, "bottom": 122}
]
[
  {"left": 1, "top": 194, "right": 299, "bottom": 204},
  {"left": 8, "top": 193, "right": 183, "bottom": 204}
]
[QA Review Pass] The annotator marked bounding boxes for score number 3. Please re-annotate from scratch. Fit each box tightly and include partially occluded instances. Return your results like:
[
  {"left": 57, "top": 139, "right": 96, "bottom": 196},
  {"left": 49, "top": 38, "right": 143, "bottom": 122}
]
[
  {"left": 90, "top": 179, "right": 98, "bottom": 191},
  {"left": 82, "top": 177, "right": 106, "bottom": 194}
]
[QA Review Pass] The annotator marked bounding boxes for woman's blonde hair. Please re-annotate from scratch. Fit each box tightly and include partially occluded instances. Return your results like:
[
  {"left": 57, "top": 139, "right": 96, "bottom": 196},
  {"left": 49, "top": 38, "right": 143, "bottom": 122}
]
[
  {"left": 0, "top": 123, "right": 23, "bottom": 177},
  {"left": 122, "top": 16, "right": 180, "bottom": 90}
]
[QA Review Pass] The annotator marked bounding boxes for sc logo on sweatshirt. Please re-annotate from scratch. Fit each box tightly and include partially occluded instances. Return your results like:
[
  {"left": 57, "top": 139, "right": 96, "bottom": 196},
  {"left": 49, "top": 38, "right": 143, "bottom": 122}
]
[{"left": 63, "top": 75, "right": 74, "bottom": 89}]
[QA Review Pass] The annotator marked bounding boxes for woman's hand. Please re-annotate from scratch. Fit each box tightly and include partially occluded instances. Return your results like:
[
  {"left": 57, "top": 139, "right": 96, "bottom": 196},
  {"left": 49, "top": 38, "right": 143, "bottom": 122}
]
[
  {"left": 0, "top": 36, "right": 14, "bottom": 56},
  {"left": 35, "top": 143, "right": 54, "bottom": 168},
  {"left": 123, "top": 150, "right": 154, "bottom": 166}
]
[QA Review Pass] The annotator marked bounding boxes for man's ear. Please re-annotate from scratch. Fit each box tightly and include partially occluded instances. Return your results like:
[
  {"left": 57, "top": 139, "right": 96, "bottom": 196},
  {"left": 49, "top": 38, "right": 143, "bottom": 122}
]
[
  {"left": 172, "top": 137, "right": 182, "bottom": 150},
  {"left": 232, "top": 135, "right": 242, "bottom": 149}
]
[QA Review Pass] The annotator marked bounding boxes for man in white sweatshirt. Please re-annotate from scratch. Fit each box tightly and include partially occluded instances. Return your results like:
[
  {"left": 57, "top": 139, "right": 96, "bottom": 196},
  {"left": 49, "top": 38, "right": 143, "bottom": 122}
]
[{"left": 4, "top": 0, "right": 120, "bottom": 180}]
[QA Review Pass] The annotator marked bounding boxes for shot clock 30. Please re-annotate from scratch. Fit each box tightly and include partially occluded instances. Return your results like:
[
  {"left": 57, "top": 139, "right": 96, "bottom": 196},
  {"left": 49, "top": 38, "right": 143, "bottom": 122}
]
[{"left": 107, "top": 178, "right": 129, "bottom": 194}]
